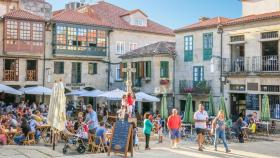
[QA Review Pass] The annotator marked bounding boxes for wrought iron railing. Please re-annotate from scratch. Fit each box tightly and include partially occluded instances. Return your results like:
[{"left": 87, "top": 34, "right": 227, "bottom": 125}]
[
  {"left": 26, "top": 70, "right": 37, "bottom": 81},
  {"left": 179, "top": 80, "right": 212, "bottom": 94},
  {"left": 3, "top": 70, "right": 18, "bottom": 81}
]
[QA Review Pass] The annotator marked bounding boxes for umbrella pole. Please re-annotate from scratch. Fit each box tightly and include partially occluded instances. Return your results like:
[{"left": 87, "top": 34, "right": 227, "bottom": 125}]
[{"left": 52, "top": 131, "right": 56, "bottom": 150}]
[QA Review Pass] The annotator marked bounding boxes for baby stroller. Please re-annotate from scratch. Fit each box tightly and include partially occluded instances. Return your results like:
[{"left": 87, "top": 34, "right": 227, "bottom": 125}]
[{"left": 63, "top": 124, "right": 88, "bottom": 154}]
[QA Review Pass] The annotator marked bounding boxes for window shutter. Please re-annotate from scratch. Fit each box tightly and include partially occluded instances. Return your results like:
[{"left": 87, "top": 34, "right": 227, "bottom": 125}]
[
  {"left": 203, "top": 33, "right": 213, "bottom": 61},
  {"left": 145, "top": 61, "right": 151, "bottom": 78},
  {"left": 139, "top": 61, "right": 145, "bottom": 78}
]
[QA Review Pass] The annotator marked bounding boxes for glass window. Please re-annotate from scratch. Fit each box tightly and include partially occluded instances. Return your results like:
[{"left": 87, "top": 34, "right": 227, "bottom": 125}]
[
  {"left": 88, "top": 63, "right": 97, "bottom": 75},
  {"left": 184, "top": 36, "right": 193, "bottom": 51},
  {"left": 160, "top": 61, "right": 169, "bottom": 78},
  {"left": 20, "top": 22, "right": 31, "bottom": 40},
  {"left": 134, "top": 18, "right": 144, "bottom": 26},
  {"left": 6, "top": 20, "right": 18, "bottom": 39},
  {"left": 129, "top": 43, "right": 137, "bottom": 51},
  {"left": 56, "top": 26, "right": 67, "bottom": 49},
  {"left": 67, "top": 27, "right": 77, "bottom": 50},
  {"left": 116, "top": 41, "right": 125, "bottom": 54},
  {"left": 203, "top": 33, "right": 213, "bottom": 49},
  {"left": 54, "top": 62, "right": 64, "bottom": 74},
  {"left": 71, "top": 62, "right": 81, "bottom": 83},
  {"left": 77, "top": 28, "right": 87, "bottom": 50},
  {"left": 193, "top": 66, "right": 204, "bottom": 82},
  {"left": 32, "top": 23, "right": 43, "bottom": 41},
  {"left": 97, "top": 30, "right": 106, "bottom": 47},
  {"left": 88, "top": 29, "right": 97, "bottom": 47},
  {"left": 116, "top": 64, "right": 122, "bottom": 81}
]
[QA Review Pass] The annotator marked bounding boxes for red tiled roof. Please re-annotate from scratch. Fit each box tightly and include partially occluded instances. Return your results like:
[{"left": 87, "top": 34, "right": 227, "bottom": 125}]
[
  {"left": 52, "top": 9, "right": 111, "bottom": 27},
  {"left": 174, "top": 17, "right": 231, "bottom": 32},
  {"left": 81, "top": 1, "right": 174, "bottom": 36},
  {"left": 120, "top": 9, "right": 148, "bottom": 17},
  {"left": 224, "top": 11, "right": 280, "bottom": 26},
  {"left": 3, "top": 9, "right": 44, "bottom": 21}
]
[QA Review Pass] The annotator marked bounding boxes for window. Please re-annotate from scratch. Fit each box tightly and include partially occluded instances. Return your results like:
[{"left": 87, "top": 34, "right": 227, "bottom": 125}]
[
  {"left": 97, "top": 30, "right": 106, "bottom": 47},
  {"left": 71, "top": 62, "right": 82, "bottom": 83},
  {"left": 134, "top": 18, "right": 144, "bottom": 26},
  {"left": 20, "top": 22, "right": 31, "bottom": 40},
  {"left": 54, "top": 62, "right": 64, "bottom": 74},
  {"left": 145, "top": 61, "right": 151, "bottom": 78},
  {"left": 67, "top": 27, "right": 77, "bottom": 50},
  {"left": 32, "top": 23, "right": 43, "bottom": 41},
  {"left": 203, "top": 33, "right": 213, "bottom": 60},
  {"left": 230, "top": 84, "right": 246, "bottom": 91},
  {"left": 184, "top": 35, "right": 193, "bottom": 62},
  {"left": 88, "top": 63, "right": 97, "bottom": 75},
  {"left": 77, "top": 28, "right": 87, "bottom": 50},
  {"left": 230, "top": 35, "right": 245, "bottom": 42},
  {"left": 116, "top": 64, "right": 122, "bottom": 81},
  {"left": 88, "top": 29, "right": 97, "bottom": 47},
  {"left": 129, "top": 43, "right": 137, "bottom": 51},
  {"left": 56, "top": 26, "right": 67, "bottom": 49},
  {"left": 261, "top": 31, "right": 278, "bottom": 39},
  {"left": 116, "top": 41, "right": 125, "bottom": 54},
  {"left": 160, "top": 61, "right": 169, "bottom": 78},
  {"left": 6, "top": 20, "right": 18, "bottom": 39},
  {"left": 193, "top": 66, "right": 204, "bottom": 83},
  {"left": 261, "top": 85, "right": 280, "bottom": 92},
  {"left": 3, "top": 59, "right": 19, "bottom": 81}
]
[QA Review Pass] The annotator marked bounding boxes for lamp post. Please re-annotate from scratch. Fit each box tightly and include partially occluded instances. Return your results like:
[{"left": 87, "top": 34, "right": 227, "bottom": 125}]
[{"left": 217, "top": 24, "right": 224, "bottom": 96}]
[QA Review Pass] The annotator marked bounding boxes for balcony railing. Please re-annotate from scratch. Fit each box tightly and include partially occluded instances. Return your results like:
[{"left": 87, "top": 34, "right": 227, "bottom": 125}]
[
  {"left": 223, "top": 55, "right": 280, "bottom": 73},
  {"left": 179, "top": 80, "right": 212, "bottom": 94},
  {"left": 3, "top": 70, "right": 18, "bottom": 81},
  {"left": 26, "top": 70, "right": 37, "bottom": 81}
]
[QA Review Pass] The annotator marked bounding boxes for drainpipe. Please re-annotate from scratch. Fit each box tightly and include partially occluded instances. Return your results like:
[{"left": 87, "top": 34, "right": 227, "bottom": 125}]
[
  {"left": 172, "top": 53, "right": 176, "bottom": 108},
  {"left": 107, "top": 30, "right": 112, "bottom": 91},
  {"left": 42, "top": 22, "right": 48, "bottom": 103},
  {"left": 217, "top": 25, "right": 224, "bottom": 96}
]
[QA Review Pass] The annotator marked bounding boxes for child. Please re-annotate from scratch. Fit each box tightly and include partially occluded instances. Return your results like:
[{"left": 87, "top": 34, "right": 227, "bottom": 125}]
[
  {"left": 127, "top": 93, "right": 134, "bottom": 118},
  {"left": 155, "top": 114, "right": 163, "bottom": 143},
  {"left": 117, "top": 105, "right": 126, "bottom": 121}
]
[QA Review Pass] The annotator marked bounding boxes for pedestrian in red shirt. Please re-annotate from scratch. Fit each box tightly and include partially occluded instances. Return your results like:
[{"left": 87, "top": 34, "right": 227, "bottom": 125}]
[
  {"left": 127, "top": 93, "right": 134, "bottom": 117},
  {"left": 167, "top": 109, "right": 181, "bottom": 148}
]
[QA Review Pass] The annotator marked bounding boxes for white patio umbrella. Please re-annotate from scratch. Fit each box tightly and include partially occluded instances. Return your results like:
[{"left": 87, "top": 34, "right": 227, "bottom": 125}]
[
  {"left": 0, "top": 84, "right": 22, "bottom": 95},
  {"left": 136, "top": 92, "right": 160, "bottom": 102},
  {"left": 20, "top": 86, "right": 52, "bottom": 95},
  {"left": 65, "top": 89, "right": 89, "bottom": 96},
  {"left": 98, "top": 89, "right": 126, "bottom": 100},
  {"left": 47, "top": 82, "right": 66, "bottom": 131},
  {"left": 79, "top": 89, "right": 104, "bottom": 97}
]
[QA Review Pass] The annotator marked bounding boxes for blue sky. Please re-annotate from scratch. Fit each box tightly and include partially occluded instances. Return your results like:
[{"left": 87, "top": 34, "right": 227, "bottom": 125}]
[{"left": 47, "top": 0, "right": 242, "bottom": 29}]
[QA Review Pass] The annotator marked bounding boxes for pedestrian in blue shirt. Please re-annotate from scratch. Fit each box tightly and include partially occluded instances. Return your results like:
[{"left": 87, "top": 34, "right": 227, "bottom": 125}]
[{"left": 85, "top": 104, "right": 99, "bottom": 134}]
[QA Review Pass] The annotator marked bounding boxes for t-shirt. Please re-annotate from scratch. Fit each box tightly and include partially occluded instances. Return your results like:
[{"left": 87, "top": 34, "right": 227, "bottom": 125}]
[
  {"left": 85, "top": 111, "right": 99, "bottom": 130},
  {"left": 143, "top": 119, "right": 153, "bottom": 134},
  {"left": 167, "top": 115, "right": 181, "bottom": 129},
  {"left": 194, "top": 111, "right": 209, "bottom": 129},
  {"left": 249, "top": 123, "right": 257, "bottom": 133},
  {"left": 95, "top": 127, "right": 107, "bottom": 144}
]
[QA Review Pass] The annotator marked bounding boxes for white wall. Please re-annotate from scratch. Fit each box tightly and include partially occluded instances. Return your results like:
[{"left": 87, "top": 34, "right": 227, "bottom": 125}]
[{"left": 242, "top": 0, "right": 280, "bottom": 16}]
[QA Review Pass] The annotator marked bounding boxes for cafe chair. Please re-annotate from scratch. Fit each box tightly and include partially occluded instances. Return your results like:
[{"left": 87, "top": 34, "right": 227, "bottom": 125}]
[
  {"left": 91, "top": 136, "right": 106, "bottom": 153},
  {"left": 23, "top": 132, "right": 36, "bottom": 145}
]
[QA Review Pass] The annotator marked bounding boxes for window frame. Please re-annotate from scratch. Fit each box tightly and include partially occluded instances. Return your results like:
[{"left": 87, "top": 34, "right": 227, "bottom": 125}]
[
  {"left": 160, "top": 61, "right": 169, "bottom": 78},
  {"left": 193, "top": 66, "right": 204, "bottom": 83},
  {"left": 88, "top": 63, "right": 97, "bottom": 75},
  {"left": 54, "top": 62, "right": 64, "bottom": 74},
  {"left": 115, "top": 64, "right": 122, "bottom": 81},
  {"left": 116, "top": 41, "right": 125, "bottom": 54},
  {"left": 129, "top": 43, "right": 137, "bottom": 51},
  {"left": 184, "top": 35, "right": 193, "bottom": 62}
]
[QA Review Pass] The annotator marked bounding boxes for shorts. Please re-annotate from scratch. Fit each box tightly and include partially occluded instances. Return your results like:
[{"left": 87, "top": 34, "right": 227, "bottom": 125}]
[
  {"left": 158, "top": 128, "right": 163, "bottom": 136},
  {"left": 170, "top": 129, "right": 180, "bottom": 140},
  {"left": 196, "top": 128, "right": 206, "bottom": 135},
  {"left": 127, "top": 106, "right": 133, "bottom": 113}
]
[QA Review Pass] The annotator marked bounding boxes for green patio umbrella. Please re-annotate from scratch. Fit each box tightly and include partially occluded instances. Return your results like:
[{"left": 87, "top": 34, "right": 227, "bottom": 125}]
[
  {"left": 261, "top": 95, "right": 270, "bottom": 121},
  {"left": 219, "top": 96, "right": 229, "bottom": 120},
  {"left": 160, "top": 93, "right": 168, "bottom": 120},
  {"left": 208, "top": 93, "right": 216, "bottom": 117},
  {"left": 183, "top": 93, "right": 194, "bottom": 124}
]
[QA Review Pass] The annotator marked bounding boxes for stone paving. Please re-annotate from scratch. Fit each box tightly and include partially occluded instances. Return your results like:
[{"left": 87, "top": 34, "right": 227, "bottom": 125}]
[{"left": 1, "top": 140, "right": 280, "bottom": 158}]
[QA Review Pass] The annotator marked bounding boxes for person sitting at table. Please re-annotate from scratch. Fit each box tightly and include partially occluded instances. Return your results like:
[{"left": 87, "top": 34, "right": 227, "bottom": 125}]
[
  {"left": 95, "top": 122, "right": 108, "bottom": 146},
  {"left": 74, "top": 116, "right": 84, "bottom": 133},
  {"left": 14, "top": 118, "right": 31, "bottom": 145},
  {"left": 33, "top": 110, "right": 43, "bottom": 124},
  {"left": 0, "top": 125, "right": 7, "bottom": 145},
  {"left": 248, "top": 118, "right": 257, "bottom": 134},
  {"left": 6, "top": 114, "right": 18, "bottom": 129},
  {"left": 232, "top": 118, "right": 244, "bottom": 143},
  {"left": 29, "top": 115, "right": 41, "bottom": 141}
]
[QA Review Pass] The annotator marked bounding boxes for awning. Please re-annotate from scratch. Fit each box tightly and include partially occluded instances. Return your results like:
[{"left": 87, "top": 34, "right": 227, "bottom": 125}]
[
  {"left": 136, "top": 92, "right": 160, "bottom": 102},
  {"left": 0, "top": 84, "right": 22, "bottom": 95},
  {"left": 79, "top": 90, "right": 104, "bottom": 97},
  {"left": 97, "top": 89, "right": 126, "bottom": 100},
  {"left": 20, "top": 86, "right": 52, "bottom": 95},
  {"left": 65, "top": 89, "right": 89, "bottom": 96}
]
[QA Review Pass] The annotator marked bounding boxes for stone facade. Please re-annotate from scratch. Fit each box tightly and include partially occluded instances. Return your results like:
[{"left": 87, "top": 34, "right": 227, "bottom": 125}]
[
  {"left": 175, "top": 28, "right": 222, "bottom": 112},
  {"left": 109, "top": 29, "right": 175, "bottom": 90},
  {"left": 242, "top": 0, "right": 280, "bottom": 16}
]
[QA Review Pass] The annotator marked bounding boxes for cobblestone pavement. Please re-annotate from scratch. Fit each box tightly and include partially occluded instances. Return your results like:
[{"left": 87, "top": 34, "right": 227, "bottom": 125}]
[{"left": 0, "top": 140, "right": 280, "bottom": 158}]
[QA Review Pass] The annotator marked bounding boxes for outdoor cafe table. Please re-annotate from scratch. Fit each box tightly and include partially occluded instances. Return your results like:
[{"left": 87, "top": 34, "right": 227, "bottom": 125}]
[
  {"left": 5, "top": 129, "right": 19, "bottom": 145},
  {"left": 36, "top": 125, "right": 51, "bottom": 143},
  {"left": 241, "top": 126, "right": 249, "bottom": 140},
  {"left": 256, "top": 121, "right": 270, "bottom": 135}
]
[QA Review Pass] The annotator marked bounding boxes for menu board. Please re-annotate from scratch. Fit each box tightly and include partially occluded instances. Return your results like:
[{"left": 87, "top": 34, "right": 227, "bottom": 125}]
[
  {"left": 246, "top": 94, "right": 259, "bottom": 110},
  {"left": 108, "top": 121, "right": 133, "bottom": 158}
]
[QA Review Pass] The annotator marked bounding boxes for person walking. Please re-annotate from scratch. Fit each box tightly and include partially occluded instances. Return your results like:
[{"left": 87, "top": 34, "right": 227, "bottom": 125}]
[
  {"left": 212, "top": 110, "right": 231, "bottom": 153},
  {"left": 167, "top": 109, "right": 181, "bottom": 148},
  {"left": 143, "top": 113, "right": 153, "bottom": 150},
  {"left": 85, "top": 104, "right": 99, "bottom": 134},
  {"left": 194, "top": 104, "right": 208, "bottom": 151}
]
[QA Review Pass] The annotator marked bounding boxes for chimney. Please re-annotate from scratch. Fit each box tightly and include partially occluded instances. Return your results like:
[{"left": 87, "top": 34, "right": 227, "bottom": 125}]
[{"left": 199, "top": 16, "right": 210, "bottom": 22}]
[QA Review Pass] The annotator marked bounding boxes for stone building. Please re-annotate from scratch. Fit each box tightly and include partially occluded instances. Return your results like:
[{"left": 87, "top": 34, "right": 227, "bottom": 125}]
[
  {"left": 119, "top": 41, "right": 175, "bottom": 114},
  {"left": 174, "top": 17, "right": 230, "bottom": 113}
]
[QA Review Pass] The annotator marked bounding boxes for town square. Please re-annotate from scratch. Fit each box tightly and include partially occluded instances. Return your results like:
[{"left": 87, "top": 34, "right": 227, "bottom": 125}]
[{"left": 0, "top": 0, "right": 280, "bottom": 158}]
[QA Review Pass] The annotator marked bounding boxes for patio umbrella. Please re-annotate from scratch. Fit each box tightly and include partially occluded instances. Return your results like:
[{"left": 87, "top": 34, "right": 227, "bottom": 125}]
[
  {"left": 219, "top": 96, "right": 229, "bottom": 120},
  {"left": 65, "top": 89, "right": 89, "bottom": 96},
  {"left": 0, "top": 84, "right": 22, "bottom": 95},
  {"left": 261, "top": 95, "right": 270, "bottom": 121},
  {"left": 98, "top": 89, "right": 126, "bottom": 100},
  {"left": 79, "top": 90, "right": 104, "bottom": 97},
  {"left": 208, "top": 93, "right": 216, "bottom": 117},
  {"left": 160, "top": 93, "right": 168, "bottom": 120},
  {"left": 20, "top": 86, "right": 52, "bottom": 95},
  {"left": 183, "top": 93, "right": 194, "bottom": 124},
  {"left": 136, "top": 92, "right": 160, "bottom": 102}
]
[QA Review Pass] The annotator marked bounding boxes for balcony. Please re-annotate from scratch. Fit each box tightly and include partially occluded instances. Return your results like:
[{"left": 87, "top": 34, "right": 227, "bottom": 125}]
[
  {"left": 179, "top": 80, "right": 212, "bottom": 94},
  {"left": 26, "top": 70, "right": 37, "bottom": 81},
  {"left": 3, "top": 70, "right": 18, "bottom": 81},
  {"left": 223, "top": 55, "right": 280, "bottom": 74}
]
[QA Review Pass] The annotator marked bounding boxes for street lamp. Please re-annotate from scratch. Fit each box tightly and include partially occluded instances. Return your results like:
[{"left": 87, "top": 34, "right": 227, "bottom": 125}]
[{"left": 217, "top": 24, "right": 224, "bottom": 96}]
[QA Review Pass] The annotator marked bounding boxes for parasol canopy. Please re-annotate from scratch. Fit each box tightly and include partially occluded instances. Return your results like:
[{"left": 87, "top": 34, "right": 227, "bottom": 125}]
[
  {"left": 79, "top": 89, "right": 104, "bottom": 97},
  {"left": 0, "top": 84, "right": 22, "bottom": 95},
  {"left": 261, "top": 95, "right": 270, "bottom": 122},
  {"left": 160, "top": 93, "right": 168, "bottom": 119},
  {"left": 219, "top": 96, "right": 229, "bottom": 120},
  {"left": 136, "top": 92, "right": 160, "bottom": 102},
  {"left": 208, "top": 93, "right": 216, "bottom": 117},
  {"left": 47, "top": 82, "right": 67, "bottom": 131},
  {"left": 66, "top": 89, "right": 89, "bottom": 96},
  {"left": 20, "top": 86, "right": 52, "bottom": 95},
  {"left": 183, "top": 93, "right": 194, "bottom": 124},
  {"left": 97, "top": 89, "right": 126, "bottom": 100}
]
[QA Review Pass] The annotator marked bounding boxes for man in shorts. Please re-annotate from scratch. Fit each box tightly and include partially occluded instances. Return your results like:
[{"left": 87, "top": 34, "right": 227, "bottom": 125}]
[
  {"left": 167, "top": 109, "right": 181, "bottom": 148},
  {"left": 194, "top": 104, "right": 209, "bottom": 151}
]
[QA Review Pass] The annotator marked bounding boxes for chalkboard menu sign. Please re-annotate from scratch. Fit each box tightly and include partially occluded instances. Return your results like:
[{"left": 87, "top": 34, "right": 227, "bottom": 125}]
[
  {"left": 108, "top": 121, "right": 133, "bottom": 158},
  {"left": 246, "top": 94, "right": 259, "bottom": 110}
]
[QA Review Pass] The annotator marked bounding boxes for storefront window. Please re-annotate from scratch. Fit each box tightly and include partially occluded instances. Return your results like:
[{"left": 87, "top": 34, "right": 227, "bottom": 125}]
[{"left": 268, "top": 95, "right": 280, "bottom": 119}]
